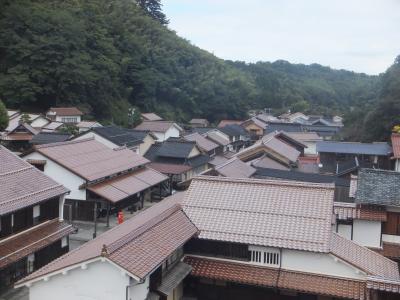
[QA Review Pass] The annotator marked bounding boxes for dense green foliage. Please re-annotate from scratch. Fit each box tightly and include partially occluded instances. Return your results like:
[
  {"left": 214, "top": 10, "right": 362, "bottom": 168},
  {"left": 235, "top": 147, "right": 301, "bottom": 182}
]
[
  {"left": 343, "top": 56, "right": 400, "bottom": 142},
  {"left": 138, "top": 0, "right": 169, "bottom": 25},
  {"left": 0, "top": 0, "right": 381, "bottom": 126},
  {"left": 0, "top": 100, "right": 8, "bottom": 131}
]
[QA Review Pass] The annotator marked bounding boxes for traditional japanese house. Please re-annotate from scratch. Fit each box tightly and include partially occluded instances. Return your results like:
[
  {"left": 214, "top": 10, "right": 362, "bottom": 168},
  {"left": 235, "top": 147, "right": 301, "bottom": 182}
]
[
  {"left": 391, "top": 133, "right": 400, "bottom": 171},
  {"left": 286, "top": 132, "right": 323, "bottom": 155},
  {"left": 189, "top": 118, "right": 209, "bottom": 128},
  {"left": 74, "top": 125, "right": 156, "bottom": 155},
  {"left": 16, "top": 193, "right": 198, "bottom": 300},
  {"left": 135, "top": 121, "right": 183, "bottom": 142},
  {"left": 141, "top": 112, "right": 163, "bottom": 121},
  {"left": 0, "top": 123, "right": 39, "bottom": 151},
  {"left": 219, "top": 124, "right": 251, "bottom": 152},
  {"left": 240, "top": 117, "right": 267, "bottom": 140},
  {"left": 30, "top": 132, "right": 71, "bottom": 146},
  {"left": 0, "top": 146, "right": 73, "bottom": 291},
  {"left": 317, "top": 141, "right": 393, "bottom": 177},
  {"left": 208, "top": 157, "right": 256, "bottom": 178},
  {"left": 46, "top": 107, "right": 83, "bottom": 124},
  {"left": 183, "top": 132, "right": 219, "bottom": 156},
  {"left": 236, "top": 134, "right": 301, "bottom": 170},
  {"left": 182, "top": 176, "right": 400, "bottom": 300},
  {"left": 145, "top": 138, "right": 210, "bottom": 187},
  {"left": 22, "top": 138, "right": 169, "bottom": 229}
]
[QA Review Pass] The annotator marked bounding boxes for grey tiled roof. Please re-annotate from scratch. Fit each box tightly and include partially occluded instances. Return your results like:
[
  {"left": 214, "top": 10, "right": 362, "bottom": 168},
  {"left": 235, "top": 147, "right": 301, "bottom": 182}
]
[
  {"left": 317, "top": 141, "right": 392, "bottom": 156},
  {"left": 92, "top": 126, "right": 149, "bottom": 147},
  {"left": 355, "top": 168, "right": 400, "bottom": 206},
  {"left": 31, "top": 132, "right": 71, "bottom": 145}
]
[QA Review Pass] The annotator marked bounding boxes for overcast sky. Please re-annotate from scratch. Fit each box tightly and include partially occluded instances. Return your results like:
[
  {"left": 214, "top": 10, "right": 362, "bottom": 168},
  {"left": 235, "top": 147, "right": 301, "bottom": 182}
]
[{"left": 163, "top": 0, "right": 400, "bottom": 75}]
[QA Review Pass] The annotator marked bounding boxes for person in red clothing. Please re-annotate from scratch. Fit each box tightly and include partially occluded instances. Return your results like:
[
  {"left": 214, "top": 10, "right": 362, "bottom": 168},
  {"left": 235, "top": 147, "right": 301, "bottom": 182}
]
[{"left": 117, "top": 210, "right": 124, "bottom": 224}]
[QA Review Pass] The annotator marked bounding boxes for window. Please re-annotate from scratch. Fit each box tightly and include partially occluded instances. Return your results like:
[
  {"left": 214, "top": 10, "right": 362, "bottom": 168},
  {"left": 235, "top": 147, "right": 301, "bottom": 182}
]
[
  {"left": 27, "top": 254, "right": 35, "bottom": 273},
  {"left": 33, "top": 205, "right": 40, "bottom": 225},
  {"left": 249, "top": 245, "right": 280, "bottom": 266},
  {"left": 61, "top": 117, "right": 78, "bottom": 123},
  {"left": 61, "top": 237, "right": 68, "bottom": 248}
]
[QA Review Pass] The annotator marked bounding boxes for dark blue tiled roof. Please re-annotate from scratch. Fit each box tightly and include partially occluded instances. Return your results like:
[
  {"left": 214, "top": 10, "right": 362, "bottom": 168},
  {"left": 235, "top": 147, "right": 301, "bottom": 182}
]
[
  {"left": 219, "top": 124, "right": 249, "bottom": 137},
  {"left": 31, "top": 132, "right": 71, "bottom": 145},
  {"left": 317, "top": 141, "right": 392, "bottom": 156},
  {"left": 254, "top": 167, "right": 349, "bottom": 187},
  {"left": 92, "top": 126, "right": 149, "bottom": 147}
]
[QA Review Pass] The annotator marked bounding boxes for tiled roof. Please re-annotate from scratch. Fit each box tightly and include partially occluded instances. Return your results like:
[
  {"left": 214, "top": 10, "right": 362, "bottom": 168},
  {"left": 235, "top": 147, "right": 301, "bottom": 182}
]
[
  {"left": 91, "top": 126, "right": 150, "bottom": 147},
  {"left": 237, "top": 135, "right": 300, "bottom": 164},
  {"left": 141, "top": 113, "right": 163, "bottom": 121},
  {"left": 392, "top": 133, "right": 400, "bottom": 158},
  {"left": 219, "top": 124, "right": 249, "bottom": 138},
  {"left": 0, "top": 146, "right": 68, "bottom": 215},
  {"left": 184, "top": 256, "right": 366, "bottom": 300},
  {"left": 0, "top": 219, "right": 74, "bottom": 270},
  {"left": 34, "top": 139, "right": 149, "bottom": 182},
  {"left": 76, "top": 121, "right": 101, "bottom": 128},
  {"left": 242, "top": 117, "right": 267, "bottom": 129},
  {"left": 355, "top": 168, "right": 400, "bottom": 206},
  {"left": 41, "top": 121, "right": 64, "bottom": 131},
  {"left": 31, "top": 132, "right": 71, "bottom": 145},
  {"left": 254, "top": 167, "right": 350, "bottom": 187},
  {"left": 157, "top": 139, "right": 197, "bottom": 158},
  {"left": 149, "top": 163, "right": 192, "bottom": 175},
  {"left": 250, "top": 155, "right": 290, "bottom": 170},
  {"left": 217, "top": 120, "right": 243, "bottom": 128},
  {"left": 135, "top": 121, "right": 182, "bottom": 133},
  {"left": 286, "top": 132, "right": 322, "bottom": 142},
  {"left": 48, "top": 107, "right": 83, "bottom": 116},
  {"left": 87, "top": 167, "right": 168, "bottom": 203},
  {"left": 18, "top": 193, "right": 197, "bottom": 284},
  {"left": 265, "top": 130, "right": 307, "bottom": 149},
  {"left": 215, "top": 158, "right": 256, "bottom": 178},
  {"left": 208, "top": 155, "right": 229, "bottom": 166},
  {"left": 184, "top": 132, "right": 219, "bottom": 152},
  {"left": 205, "top": 131, "right": 230, "bottom": 146},
  {"left": 330, "top": 233, "right": 399, "bottom": 280},
  {"left": 182, "top": 176, "right": 335, "bottom": 252},
  {"left": 317, "top": 141, "right": 392, "bottom": 156},
  {"left": 189, "top": 118, "right": 209, "bottom": 125},
  {"left": 333, "top": 202, "right": 387, "bottom": 222}
]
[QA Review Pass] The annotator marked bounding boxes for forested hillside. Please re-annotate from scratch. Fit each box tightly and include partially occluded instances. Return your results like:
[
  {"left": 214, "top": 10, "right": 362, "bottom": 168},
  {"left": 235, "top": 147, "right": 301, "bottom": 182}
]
[
  {"left": 343, "top": 56, "right": 400, "bottom": 142},
  {"left": 0, "top": 0, "right": 381, "bottom": 125}
]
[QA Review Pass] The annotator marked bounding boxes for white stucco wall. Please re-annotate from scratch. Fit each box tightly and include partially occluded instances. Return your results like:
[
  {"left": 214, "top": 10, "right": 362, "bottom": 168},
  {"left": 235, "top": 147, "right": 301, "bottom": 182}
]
[
  {"left": 24, "top": 152, "right": 87, "bottom": 201},
  {"left": 282, "top": 249, "right": 365, "bottom": 280},
  {"left": 165, "top": 126, "right": 180, "bottom": 140},
  {"left": 304, "top": 142, "right": 317, "bottom": 155},
  {"left": 395, "top": 159, "right": 400, "bottom": 172},
  {"left": 55, "top": 115, "right": 82, "bottom": 123},
  {"left": 352, "top": 220, "right": 381, "bottom": 248},
  {"left": 337, "top": 224, "right": 352, "bottom": 240},
  {"left": 74, "top": 132, "right": 118, "bottom": 150},
  {"left": 382, "top": 234, "right": 400, "bottom": 244},
  {"left": 29, "top": 261, "right": 129, "bottom": 300},
  {"left": 127, "top": 276, "right": 149, "bottom": 300}
]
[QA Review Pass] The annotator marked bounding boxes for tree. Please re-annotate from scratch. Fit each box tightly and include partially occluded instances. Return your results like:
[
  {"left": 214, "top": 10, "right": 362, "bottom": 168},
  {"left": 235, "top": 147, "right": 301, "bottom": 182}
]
[
  {"left": 20, "top": 113, "right": 32, "bottom": 124},
  {"left": 137, "top": 0, "right": 169, "bottom": 25},
  {"left": 0, "top": 100, "right": 8, "bottom": 131}
]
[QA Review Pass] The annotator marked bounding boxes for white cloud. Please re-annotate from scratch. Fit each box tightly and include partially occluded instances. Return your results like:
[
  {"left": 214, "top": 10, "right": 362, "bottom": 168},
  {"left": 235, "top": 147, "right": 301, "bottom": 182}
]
[{"left": 163, "top": 0, "right": 400, "bottom": 74}]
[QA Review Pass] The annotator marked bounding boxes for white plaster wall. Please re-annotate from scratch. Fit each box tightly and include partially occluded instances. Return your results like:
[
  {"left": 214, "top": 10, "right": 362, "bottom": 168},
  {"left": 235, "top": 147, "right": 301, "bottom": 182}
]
[
  {"left": 30, "top": 261, "right": 129, "bottom": 300},
  {"left": 153, "top": 132, "right": 166, "bottom": 141},
  {"left": 165, "top": 126, "right": 180, "bottom": 140},
  {"left": 282, "top": 249, "right": 365, "bottom": 280},
  {"left": 56, "top": 115, "right": 81, "bottom": 123},
  {"left": 304, "top": 142, "right": 317, "bottom": 155},
  {"left": 127, "top": 276, "right": 149, "bottom": 300},
  {"left": 337, "top": 224, "right": 352, "bottom": 241},
  {"left": 395, "top": 159, "right": 400, "bottom": 172},
  {"left": 24, "top": 152, "right": 87, "bottom": 201},
  {"left": 74, "top": 132, "right": 118, "bottom": 150},
  {"left": 382, "top": 234, "right": 400, "bottom": 244},
  {"left": 352, "top": 220, "right": 381, "bottom": 248}
]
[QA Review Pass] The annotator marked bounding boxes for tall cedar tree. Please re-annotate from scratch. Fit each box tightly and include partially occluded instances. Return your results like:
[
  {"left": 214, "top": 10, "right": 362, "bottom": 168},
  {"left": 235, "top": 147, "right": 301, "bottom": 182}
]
[{"left": 137, "top": 0, "right": 169, "bottom": 25}]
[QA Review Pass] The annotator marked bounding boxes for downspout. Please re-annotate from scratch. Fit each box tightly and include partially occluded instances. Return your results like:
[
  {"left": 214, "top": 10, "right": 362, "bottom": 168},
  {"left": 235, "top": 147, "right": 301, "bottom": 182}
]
[
  {"left": 126, "top": 278, "right": 146, "bottom": 300},
  {"left": 274, "top": 248, "right": 283, "bottom": 294}
]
